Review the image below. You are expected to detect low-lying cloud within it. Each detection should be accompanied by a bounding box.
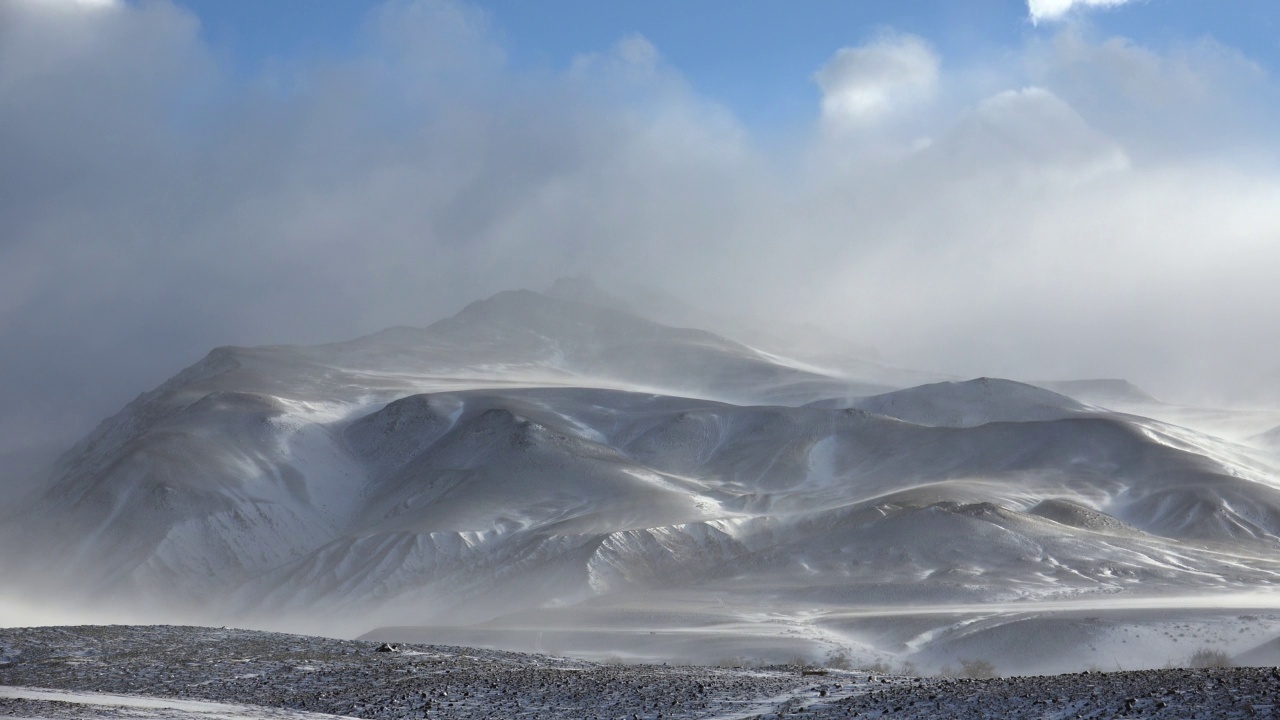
[1,0,1279,480]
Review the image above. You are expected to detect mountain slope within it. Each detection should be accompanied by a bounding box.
[839,377,1090,427]
[7,286,1280,671]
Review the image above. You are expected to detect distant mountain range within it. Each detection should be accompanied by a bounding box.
[6,280,1280,673]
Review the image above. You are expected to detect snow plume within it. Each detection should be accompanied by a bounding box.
[1,0,1280,480]
[1029,0,1141,24]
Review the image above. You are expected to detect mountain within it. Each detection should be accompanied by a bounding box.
[819,377,1091,426]
[6,285,1280,674]
[543,276,922,388]
[1030,379,1161,406]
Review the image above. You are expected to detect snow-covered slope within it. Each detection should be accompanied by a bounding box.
[839,377,1090,426]
[7,286,1280,672]
[229,385,1280,621]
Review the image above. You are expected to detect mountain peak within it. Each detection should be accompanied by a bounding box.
[853,377,1087,427]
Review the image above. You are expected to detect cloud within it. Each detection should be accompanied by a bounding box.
[13,0,117,10]
[815,33,939,129]
[1,0,1279,481]
[1029,0,1140,24]
[1025,29,1275,161]
[938,86,1129,182]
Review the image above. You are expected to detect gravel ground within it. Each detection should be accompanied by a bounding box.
[801,668,1280,719]
[1,626,1277,719]
[0,626,842,719]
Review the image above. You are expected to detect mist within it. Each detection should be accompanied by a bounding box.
[3,0,1280,482]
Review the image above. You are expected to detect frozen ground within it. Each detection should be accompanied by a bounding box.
[2,626,1279,720]
[0,625,846,720]
[0,686,350,720]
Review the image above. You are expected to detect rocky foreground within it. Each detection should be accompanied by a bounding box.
[0,626,1277,719]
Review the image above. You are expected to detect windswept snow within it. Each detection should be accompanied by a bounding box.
[0,686,353,719]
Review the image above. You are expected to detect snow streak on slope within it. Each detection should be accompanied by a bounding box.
[0,686,355,720]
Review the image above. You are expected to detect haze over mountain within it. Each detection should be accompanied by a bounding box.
[6,282,1280,675]
[5,0,1280,506]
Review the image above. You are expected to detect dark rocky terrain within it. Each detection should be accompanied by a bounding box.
[818,667,1280,719]
[0,625,831,719]
[1,626,1278,719]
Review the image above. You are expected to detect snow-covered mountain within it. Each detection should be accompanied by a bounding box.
[7,283,1280,672]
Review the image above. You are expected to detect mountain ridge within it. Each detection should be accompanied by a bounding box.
[6,284,1280,673]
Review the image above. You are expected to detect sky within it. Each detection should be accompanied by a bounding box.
[2,0,1280,483]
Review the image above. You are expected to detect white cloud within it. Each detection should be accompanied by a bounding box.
[1029,0,1139,24]
[815,33,939,129]
[1,0,1279,475]
[613,34,660,69]
[1025,29,1274,160]
[941,86,1129,182]
[570,33,667,85]
[12,0,118,13]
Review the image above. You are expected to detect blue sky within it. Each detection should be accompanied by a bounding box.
[178,0,1279,131]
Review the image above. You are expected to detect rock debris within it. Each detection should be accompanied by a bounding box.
[1,626,1277,719]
